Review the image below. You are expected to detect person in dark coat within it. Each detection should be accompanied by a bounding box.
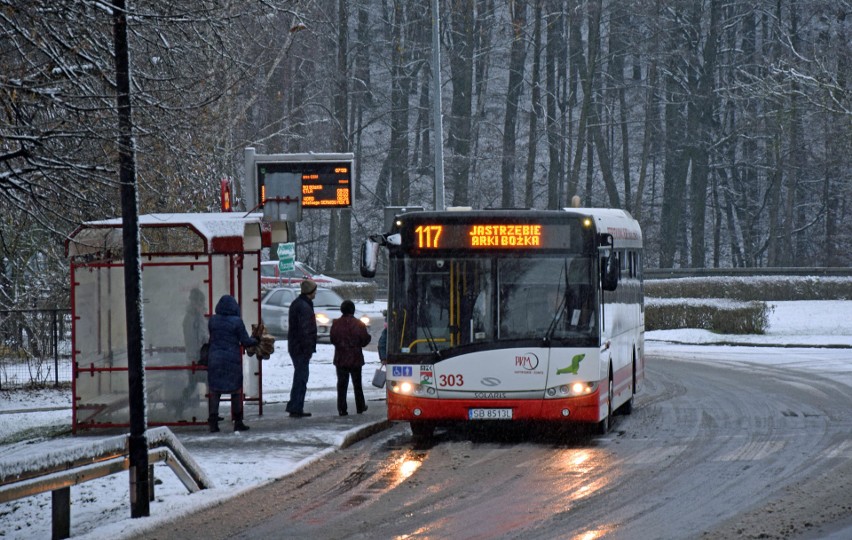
[330,299,371,416]
[207,295,258,432]
[286,279,318,418]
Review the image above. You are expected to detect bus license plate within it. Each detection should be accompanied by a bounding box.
[469,408,513,420]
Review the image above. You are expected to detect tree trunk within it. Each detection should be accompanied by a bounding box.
[500,0,527,208]
[687,0,719,268]
[566,5,588,201]
[329,0,351,271]
[353,5,373,201]
[447,0,475,206]
[633,59,658,222]
[659,65,689,268]
[524,0,542,208]
[607,5,631,211]
[544,0,563,209]
[585,1,618,206]
[389,1,411,206]
[767,135,783,266]
[469,0,494,191]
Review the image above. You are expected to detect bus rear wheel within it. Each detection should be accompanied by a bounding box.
[617,358,636,416]
[620,371,635,415]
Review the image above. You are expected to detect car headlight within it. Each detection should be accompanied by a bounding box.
[359,315,370,326]
[316,313,330,324]
[545,381,599,398]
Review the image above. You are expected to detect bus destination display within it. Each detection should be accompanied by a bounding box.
[410,222,574,250]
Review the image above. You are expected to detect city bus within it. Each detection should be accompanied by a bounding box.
[361,208,644,439]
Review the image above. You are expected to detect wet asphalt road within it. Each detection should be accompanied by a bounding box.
[138,356,852,539]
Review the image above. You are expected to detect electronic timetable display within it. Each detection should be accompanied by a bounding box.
[257,161,352,209]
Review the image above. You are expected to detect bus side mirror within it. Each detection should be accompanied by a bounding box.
[601,254,619,291]
[360,239,379,278]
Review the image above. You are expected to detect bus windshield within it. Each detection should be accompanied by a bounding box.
[387,255,597,357]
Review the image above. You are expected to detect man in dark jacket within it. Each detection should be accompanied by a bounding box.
[286,279,318,417]
[330,299,372,416]
[207,295,258,432]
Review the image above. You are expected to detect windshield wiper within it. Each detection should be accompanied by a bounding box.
[543,260,570,344]
[418,305,442,358]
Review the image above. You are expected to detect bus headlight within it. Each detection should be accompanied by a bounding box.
[545,381,598,398]
[390,380,436,397]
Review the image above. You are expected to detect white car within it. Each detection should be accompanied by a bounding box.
[260,286,370,340]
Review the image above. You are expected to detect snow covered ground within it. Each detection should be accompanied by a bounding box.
[1,300,851,539]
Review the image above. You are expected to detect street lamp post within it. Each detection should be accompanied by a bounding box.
[431,0,445,211]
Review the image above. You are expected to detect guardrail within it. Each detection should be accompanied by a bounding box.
[0,426,212,540]
[644,267,852,279]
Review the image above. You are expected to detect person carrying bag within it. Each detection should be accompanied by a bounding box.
[206,295,258,432]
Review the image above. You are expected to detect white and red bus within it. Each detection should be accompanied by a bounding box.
[362,208,644,439]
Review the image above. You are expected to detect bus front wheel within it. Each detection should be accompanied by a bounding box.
[596,375,613,435]
[410,421,435,441]
[620,362,636,416]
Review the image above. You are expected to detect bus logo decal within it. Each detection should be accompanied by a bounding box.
[515,353,539,371]
[481,377,501,387]
[556,354,586,375]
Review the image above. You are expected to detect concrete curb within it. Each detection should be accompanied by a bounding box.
[339,420,393,449]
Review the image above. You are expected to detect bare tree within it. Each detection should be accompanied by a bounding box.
[500,0,527,208]
[446,0,476,206]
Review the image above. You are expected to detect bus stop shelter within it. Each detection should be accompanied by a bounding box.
[66,212,281,431]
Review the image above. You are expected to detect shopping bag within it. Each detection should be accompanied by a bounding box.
[198,343,210,366]
[371,365,386,388]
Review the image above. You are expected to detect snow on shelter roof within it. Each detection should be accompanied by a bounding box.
[66,212,265,257]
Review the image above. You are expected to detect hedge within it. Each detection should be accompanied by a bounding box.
[645,298,771,334]
[644,276,852,301]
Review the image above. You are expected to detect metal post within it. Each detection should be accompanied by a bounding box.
[244,147,256,211]
[431,0,445,211]
[52,309,59,387]
[52,487,70,540]
[112,0,149,517]
[149,464,155,501]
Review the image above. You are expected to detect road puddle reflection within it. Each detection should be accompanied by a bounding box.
[389,451,424,487]
[398,456,421,480]
[551,447,616,504]
[571,527,613,540]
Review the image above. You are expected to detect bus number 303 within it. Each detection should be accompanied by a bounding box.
[439,374,464,387]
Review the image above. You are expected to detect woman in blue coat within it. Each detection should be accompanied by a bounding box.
[207,295,258,432]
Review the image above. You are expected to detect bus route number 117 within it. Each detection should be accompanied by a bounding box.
[415,225,443,249]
